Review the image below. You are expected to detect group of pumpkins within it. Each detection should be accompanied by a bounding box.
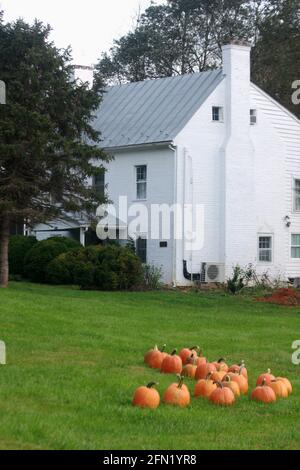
[132,345,293,409]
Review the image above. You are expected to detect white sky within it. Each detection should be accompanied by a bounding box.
[0,0,158,65]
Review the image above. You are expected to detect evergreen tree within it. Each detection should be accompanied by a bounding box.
[0,16,109,287]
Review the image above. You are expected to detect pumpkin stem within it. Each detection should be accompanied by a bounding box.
[190,345,199,352]
[171,349,177,356]
[214,380,224,389]
[261,378,267,387]
[198,349,203,357]
[267,368,271,374]
[147,382,158,389]
[177,375,185,389]
[218,357,226,364]
[239,364,246,375]
[205,372,213,380]
[223,375,231,383]
[160,344,167,352]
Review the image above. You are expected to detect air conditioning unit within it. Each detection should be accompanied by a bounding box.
[202,263,225,283]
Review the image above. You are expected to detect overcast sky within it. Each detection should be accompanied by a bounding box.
[0,0,159,65]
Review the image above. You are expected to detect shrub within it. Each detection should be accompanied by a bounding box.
[45,244,143,290]
[143,264,163,290]
[45,253,73,285]
[226,265,246,295]
[24,237,80,282]
[9,235,37,276]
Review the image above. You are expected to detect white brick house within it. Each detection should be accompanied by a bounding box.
[34,43,300,286]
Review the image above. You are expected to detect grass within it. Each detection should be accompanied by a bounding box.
[0,282,300,450]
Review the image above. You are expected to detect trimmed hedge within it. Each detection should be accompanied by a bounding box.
[9,235,37,276]
[24,237,80,283]
[46,244,143,290]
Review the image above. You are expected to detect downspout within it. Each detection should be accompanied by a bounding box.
[182,148,202,282]
[169,143,177,287]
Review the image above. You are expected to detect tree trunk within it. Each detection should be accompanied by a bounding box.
[0,214,10,288]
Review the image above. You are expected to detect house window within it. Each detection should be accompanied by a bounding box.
[291,234,300,259]
[136,165,147,200]
[93,169,105,199]
[136,237,147,263]
[258,235,273,262]
[293,179,300,212]
[212,106,224,122]
[250,109,257,125]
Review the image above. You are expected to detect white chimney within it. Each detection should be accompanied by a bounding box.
[220,42,256,276]
[222,42,251,136]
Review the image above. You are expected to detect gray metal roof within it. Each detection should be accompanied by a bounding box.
[93,70,223,149]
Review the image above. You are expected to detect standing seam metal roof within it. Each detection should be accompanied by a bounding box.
[93,69,223,149]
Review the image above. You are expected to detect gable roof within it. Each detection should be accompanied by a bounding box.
[93,69,223,149]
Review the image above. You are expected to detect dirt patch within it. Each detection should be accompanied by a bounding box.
[257,288,300,306]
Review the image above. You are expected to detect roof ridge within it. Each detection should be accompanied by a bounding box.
[105,69,221,90]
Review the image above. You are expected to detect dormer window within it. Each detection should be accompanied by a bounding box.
[250,109,257,125]
[212,106,224,122]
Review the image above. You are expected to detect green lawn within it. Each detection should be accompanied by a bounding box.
[0,282,300,450]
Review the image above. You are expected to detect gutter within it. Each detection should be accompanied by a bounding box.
[103,141,173,153]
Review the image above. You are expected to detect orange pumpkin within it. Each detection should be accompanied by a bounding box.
[210,370,225,382]
[196,351,207,366]
[269,379,289,398]
[195,361,216,380]
[213,358,229,373]
[132,382,160,409]
[148,345,168,369]
[276,377,292,395]
[194,372,217,398]
[144,345,157,365]
[227,366,248,394]
[222,375,240,397]
[179,346,199,365]
[209,381,235,406]
[182,355,197,379]
[256,369,275,386]
[169,374,189,393]
[161,349,182,374]
[251,379,276,404]
[163,376,190,407]
[228,361,248,378]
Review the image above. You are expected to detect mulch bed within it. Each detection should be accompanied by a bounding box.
[257,288,300,306]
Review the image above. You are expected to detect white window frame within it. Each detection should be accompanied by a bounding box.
[293,178,300,212]
[250,109,257,125]
[212,106,224,123]
[135,165,147,200]
[291,234,300,259]
[258,234,273,264]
